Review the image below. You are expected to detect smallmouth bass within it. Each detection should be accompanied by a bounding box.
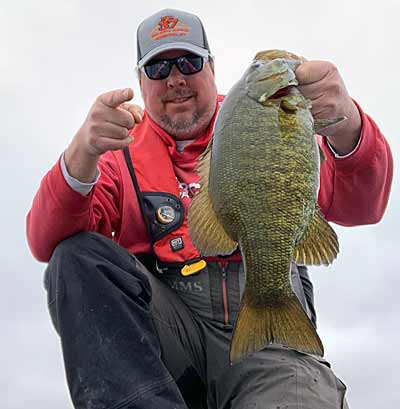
[188,50,341,363]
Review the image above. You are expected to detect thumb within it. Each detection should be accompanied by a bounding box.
[296,61,331,85]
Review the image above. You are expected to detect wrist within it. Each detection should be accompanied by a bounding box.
[64,139,100,183]
[326,100,362,155]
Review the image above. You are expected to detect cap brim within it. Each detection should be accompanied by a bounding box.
[137,42,209,68]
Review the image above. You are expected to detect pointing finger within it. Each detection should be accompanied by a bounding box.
[99,88,134,108]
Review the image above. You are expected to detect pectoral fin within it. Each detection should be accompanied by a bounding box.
[188,138,238,256]
[293,208,339,266]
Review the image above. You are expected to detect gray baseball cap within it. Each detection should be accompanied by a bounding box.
[136,9,211,69]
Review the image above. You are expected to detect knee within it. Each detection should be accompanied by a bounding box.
[45,232,101,286]
[46,232,120,283]
[51,231,106,258]
[50,231,125,267]
[47,232,152,303]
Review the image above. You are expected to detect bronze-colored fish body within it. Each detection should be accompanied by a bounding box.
[188,50,339,363]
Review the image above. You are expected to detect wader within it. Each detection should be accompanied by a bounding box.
[43,148,348,408]
[45,232,348,409]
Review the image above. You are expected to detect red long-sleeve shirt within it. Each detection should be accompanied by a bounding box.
[26,102,393,263]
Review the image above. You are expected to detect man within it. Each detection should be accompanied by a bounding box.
[27,8,393,409]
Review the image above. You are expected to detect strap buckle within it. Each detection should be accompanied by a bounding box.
[181,260,207,276]
[155,259,168,274]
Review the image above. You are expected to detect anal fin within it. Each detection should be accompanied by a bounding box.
[293,207,339,266]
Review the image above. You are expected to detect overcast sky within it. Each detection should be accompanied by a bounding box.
[1,0,399,408]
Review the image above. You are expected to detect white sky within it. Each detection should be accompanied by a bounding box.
[2,0,399,408]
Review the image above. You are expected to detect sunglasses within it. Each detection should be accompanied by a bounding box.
[143,53,207,80]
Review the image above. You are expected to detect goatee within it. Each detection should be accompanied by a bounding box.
[159,112,204,139]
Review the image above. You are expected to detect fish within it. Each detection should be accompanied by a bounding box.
[188,50,342,364]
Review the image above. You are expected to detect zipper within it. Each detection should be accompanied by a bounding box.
[220,262,229,326]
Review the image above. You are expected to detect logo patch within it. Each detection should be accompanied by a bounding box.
[179,182,201,199]
[170,237,184,252]
[167,279,204,293]
[151,16,190,41]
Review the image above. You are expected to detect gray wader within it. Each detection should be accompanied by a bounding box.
[45,231,348,409]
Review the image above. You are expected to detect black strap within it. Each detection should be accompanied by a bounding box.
[123,147,154,245]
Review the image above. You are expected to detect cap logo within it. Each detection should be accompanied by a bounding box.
[159,16,178,30]
[151,16,190,41]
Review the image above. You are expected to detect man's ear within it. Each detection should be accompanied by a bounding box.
[208,57,215,74]
[135,66,142,85]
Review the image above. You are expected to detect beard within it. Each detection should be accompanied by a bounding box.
[159,111,205,140]
[155,88,216,140]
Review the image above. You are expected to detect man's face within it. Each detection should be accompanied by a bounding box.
[140,49,218,140]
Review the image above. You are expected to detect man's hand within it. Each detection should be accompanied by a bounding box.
[296,61,362,155]
[65,88,143,183]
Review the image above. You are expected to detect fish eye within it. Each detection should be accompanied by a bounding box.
[251,60,263,68]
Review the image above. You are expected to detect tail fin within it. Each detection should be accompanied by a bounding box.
[230,289,324,364]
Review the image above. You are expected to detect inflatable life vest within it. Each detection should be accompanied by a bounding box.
[123,101,223,275]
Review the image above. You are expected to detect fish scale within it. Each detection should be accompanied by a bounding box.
[213,94,315,297]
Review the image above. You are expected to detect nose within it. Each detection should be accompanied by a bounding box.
[166,65,187,88]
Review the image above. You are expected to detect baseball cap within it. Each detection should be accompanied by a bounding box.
[136,9,211,69]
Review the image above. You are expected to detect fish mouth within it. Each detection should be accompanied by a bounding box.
[266,86,291,99]
[255,71,283,84]
[266,85,299,100]
[258,85,299,103]
[245,59,299,104]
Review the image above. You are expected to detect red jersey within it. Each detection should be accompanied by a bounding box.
[26,98,393,262]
